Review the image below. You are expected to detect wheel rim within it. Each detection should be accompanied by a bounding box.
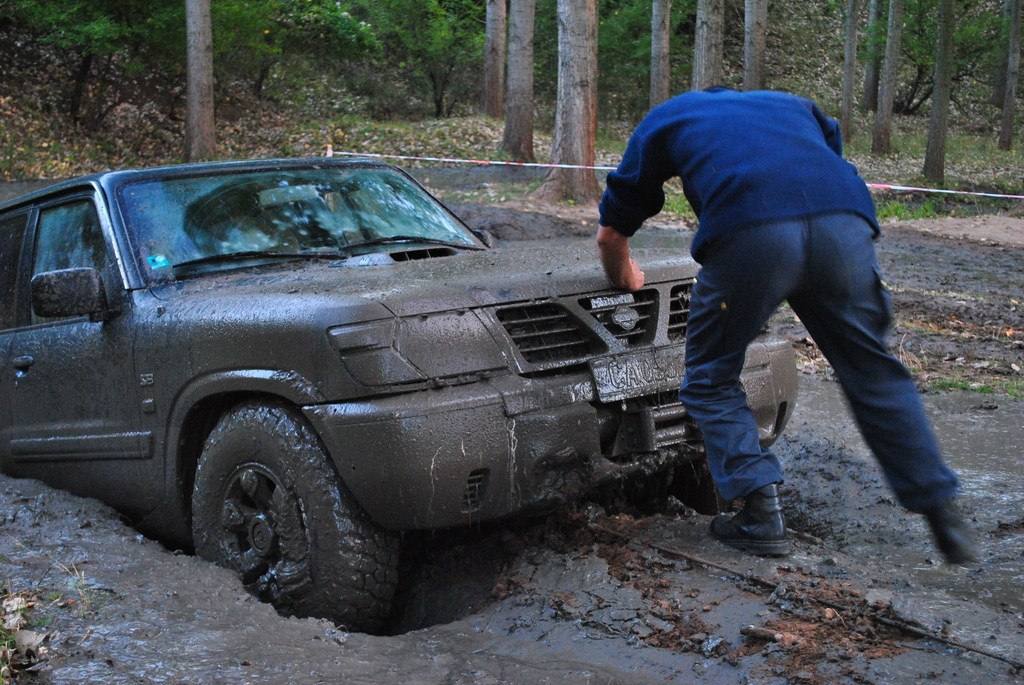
[217,463,310,604]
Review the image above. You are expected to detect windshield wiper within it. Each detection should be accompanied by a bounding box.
[341,235,483,252]
[172,250,346,270]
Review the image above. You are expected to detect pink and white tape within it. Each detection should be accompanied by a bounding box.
[324,146,1024,200]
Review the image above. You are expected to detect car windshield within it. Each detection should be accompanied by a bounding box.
[118,166,477,280]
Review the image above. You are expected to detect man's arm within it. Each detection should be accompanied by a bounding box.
[800,97,844,157]
[597,224,645,291]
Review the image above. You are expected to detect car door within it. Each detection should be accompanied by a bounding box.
[5,194,155,516]
[0,210,31,471]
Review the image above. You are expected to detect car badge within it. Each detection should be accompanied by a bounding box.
[611,305,640,331]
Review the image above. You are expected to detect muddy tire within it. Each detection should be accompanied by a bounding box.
[192,400,399,633]
[670,457,729,515]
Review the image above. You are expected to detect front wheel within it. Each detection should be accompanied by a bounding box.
[192,400,399,633]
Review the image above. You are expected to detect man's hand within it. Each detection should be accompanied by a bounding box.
[597,224,645,291]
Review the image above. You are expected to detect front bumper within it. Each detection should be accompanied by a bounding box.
[303,336,796,531]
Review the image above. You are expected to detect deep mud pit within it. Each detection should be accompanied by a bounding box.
[3,191,1024,683]
[3,378,1024,684]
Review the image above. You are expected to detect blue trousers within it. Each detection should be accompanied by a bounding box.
[678,212,958,513]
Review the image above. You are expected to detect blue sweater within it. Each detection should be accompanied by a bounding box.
[598,88,879,262]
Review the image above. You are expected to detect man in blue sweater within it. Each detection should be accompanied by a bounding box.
[597,88,977,564]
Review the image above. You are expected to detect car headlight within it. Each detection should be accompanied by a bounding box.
[328,311,509,387]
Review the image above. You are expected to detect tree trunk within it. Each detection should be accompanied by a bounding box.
[742,0,767,91]
[691,0,723,91]
[252,60,273,99]
[992,0,1012,107]
[870,0,903,155]
[998,0,1021,150]
[533,0,600,204]
[840,0,859,142]
[185,0,215,162]
[502,0,537,161]
[69,54,93,124]
[483,0,507,119]
[650,0,672,108]
[861,0,881,112]
[923,0,955,182]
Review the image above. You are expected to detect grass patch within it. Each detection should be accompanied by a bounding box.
[932,378,996,393]
[875,197,944,221]
[660,180,698,224]
[930,377,1023,396]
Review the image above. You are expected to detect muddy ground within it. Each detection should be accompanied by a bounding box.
[3,190,1024,684]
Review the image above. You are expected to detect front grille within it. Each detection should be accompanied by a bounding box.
[461,469,488,513]
[620,390,699,451]
[648,391,695,448]
[580,289,658,346]
[667,283,693,341]
[496,303,599,364]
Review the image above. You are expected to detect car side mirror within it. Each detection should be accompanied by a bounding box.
[472,229,495,248]
[31,267,117,322]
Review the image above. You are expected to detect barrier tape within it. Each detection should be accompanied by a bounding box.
[326,146,617,171]
[325,146,1024,200]
[865,183,1024,200]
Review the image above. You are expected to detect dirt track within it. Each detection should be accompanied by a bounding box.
[2,206,1024,684]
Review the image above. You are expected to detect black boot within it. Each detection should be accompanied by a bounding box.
[924,500,979,565]
[710,483,789,556]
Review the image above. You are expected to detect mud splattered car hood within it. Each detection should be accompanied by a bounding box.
[147,244,698,313]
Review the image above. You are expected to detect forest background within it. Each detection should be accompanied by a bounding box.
[0,0,1021,214]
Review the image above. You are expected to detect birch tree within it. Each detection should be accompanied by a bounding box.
[992,0,1013,107]
[533,0,600,203]
[998,0,1021,150]
[691,0,723,90]
[871,0,904,155]
[185,0,215,161]
[483,0,507,118]
[861,0,881,112]
[840,0,859,141]
[742,0,767,91]
[650,0,672,107]
[502,0,536,161]
[923,0,955,182]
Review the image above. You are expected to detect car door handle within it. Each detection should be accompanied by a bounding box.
[13,356,34,370]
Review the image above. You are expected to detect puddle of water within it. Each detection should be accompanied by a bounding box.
[791,377,1024,614]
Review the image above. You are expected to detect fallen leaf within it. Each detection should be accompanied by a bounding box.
[15,630,46,652]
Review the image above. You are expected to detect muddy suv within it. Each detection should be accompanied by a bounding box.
[0,159,796,631]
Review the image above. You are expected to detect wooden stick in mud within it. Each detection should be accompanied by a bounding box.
[588,522,1024,673]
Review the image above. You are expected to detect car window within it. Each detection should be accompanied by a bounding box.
[0,213,29,330]
[31,200,107,325]
[118,167,478,281]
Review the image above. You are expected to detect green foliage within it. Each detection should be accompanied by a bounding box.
[2,0,380,122]
[531,0,559,111]
[4,0,186,125]
[534,0,698,124]
[348,0,484,118]
[215,0,378,97]
[279,0,379,57]
[11,0,133,55]
[863,0,1004,115]
[8,0,185,65]
[599,0,656,120]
